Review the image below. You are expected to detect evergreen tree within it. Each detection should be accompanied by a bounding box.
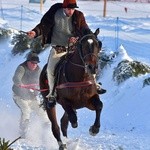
[0,27,12,41]
[11,32,31,55]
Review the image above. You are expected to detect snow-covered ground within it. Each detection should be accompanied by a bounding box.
[0,0,150,149]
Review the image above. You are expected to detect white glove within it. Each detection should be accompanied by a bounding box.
[29,89,34,93]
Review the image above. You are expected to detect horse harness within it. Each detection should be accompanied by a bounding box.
[52,34,99,91]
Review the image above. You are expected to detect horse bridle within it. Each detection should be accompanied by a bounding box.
[69,34,99,73]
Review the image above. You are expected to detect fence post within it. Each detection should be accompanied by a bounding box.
[0,0,4,19]
[115,17,119,50]
[103,0,107,17]
[20,5,23,31]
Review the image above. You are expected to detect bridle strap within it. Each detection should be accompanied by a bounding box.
[68,34,98,69]
[78,34,96,43]
[78,34,98,63]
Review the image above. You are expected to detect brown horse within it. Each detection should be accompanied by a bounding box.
[40,28,103,150]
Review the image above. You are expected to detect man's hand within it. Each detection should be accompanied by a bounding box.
[27,31,36,39]
[69,37,79,44]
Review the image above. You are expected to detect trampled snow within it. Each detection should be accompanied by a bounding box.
[0,0,150,149]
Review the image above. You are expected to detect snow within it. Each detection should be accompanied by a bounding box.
[0,0,150,150]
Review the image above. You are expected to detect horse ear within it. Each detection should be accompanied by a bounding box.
[94,28,100,37]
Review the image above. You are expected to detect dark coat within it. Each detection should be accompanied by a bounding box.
[12,61,41,100]
[32,3,92,46]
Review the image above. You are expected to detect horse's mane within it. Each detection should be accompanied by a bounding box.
[81,28,93,37]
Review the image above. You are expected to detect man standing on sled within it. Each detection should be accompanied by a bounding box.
[27,0,106,106]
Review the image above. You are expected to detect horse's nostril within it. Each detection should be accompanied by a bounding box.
[88,65,92,70]
[88,65,97,74]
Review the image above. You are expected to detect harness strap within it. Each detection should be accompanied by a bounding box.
[56,80,93,89]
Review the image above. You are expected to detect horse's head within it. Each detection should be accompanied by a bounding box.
[77,28,101,74]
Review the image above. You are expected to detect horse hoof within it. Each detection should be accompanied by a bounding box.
[89,126,99,136]
[59,144,67,150]
[71,122,78,128]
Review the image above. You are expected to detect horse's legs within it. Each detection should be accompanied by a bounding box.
[60,112,69,137]
[46,105,66,149]
[40,65,67,149]
[61,100,78,128]
[87,94,103,136]
[68,109,77,128]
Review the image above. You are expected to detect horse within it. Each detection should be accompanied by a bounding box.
[40,28,103,150]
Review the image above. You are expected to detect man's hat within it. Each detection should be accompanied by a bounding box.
[63,0,79,8]
[27,52,40,63]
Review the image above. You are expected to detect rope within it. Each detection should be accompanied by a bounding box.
[18,84,48,92]
[18,80,94,91]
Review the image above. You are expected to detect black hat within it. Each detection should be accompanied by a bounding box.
[27,52,40,63]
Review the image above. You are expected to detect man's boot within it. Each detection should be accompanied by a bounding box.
[96,82,107,94]
[46,68,56,107]
[47,95,56,108]
[97,88,107,94]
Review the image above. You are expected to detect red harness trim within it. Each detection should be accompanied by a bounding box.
[19,84,38,88]
[56,80,93,89]
[18,84,48,92]
[18,80,94,91]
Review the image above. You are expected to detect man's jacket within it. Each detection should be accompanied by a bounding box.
[12,61,41,100]
[32,3,92,46]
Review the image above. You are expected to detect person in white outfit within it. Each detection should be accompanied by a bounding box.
[12,52,49,138]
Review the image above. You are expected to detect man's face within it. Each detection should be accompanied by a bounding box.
[64,8,75,17]
[27,61,38,71]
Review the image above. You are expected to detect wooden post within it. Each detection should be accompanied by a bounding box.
[40,0,43,12]
[103,0,107,17]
